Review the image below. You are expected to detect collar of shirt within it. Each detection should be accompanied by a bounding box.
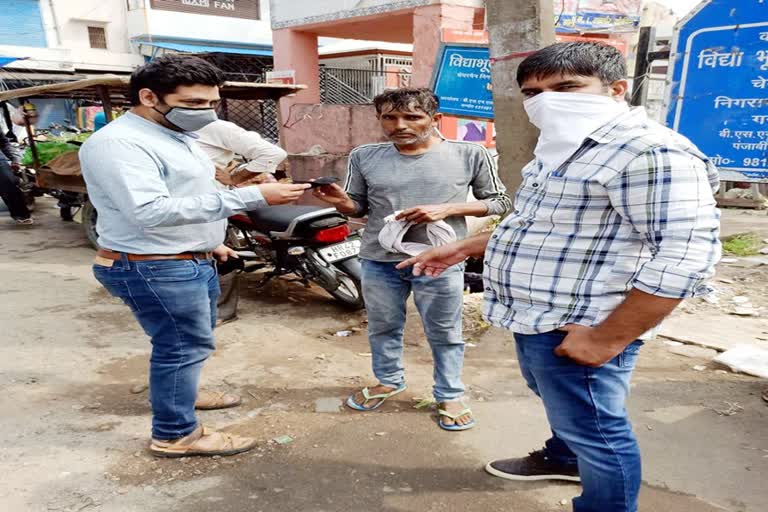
[587,106,649,145]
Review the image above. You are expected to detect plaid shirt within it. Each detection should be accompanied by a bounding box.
[483,107,721,335]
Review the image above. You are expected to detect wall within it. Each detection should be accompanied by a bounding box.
[0,0,46,48]
[13,0,145,73]
[270,0,483,30]
[281,104,385,155]
[128,0,273,46]
[281,104,386,207]
[50,0,133,53]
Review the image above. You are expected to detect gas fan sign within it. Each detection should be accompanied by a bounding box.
[150,0,260,20]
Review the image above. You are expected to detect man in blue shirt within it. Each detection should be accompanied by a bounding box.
[80,55,309,458]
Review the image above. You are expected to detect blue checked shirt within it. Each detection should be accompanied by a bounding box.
[483,107,721,335]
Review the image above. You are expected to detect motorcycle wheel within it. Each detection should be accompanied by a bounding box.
[82,199,99,249]
[325,258,364,310]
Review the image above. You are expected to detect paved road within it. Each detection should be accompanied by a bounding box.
[1,200,765,511]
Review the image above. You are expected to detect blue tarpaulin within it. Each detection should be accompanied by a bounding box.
[0,56,22,67]
[140,41,272,56]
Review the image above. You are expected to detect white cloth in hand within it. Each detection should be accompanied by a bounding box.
[378,211,457,256]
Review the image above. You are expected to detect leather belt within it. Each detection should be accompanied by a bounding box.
[97,248,213,262]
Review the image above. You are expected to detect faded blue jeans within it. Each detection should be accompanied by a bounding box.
[515,330,643,512]
[93,254,220,440]
[360,259,465,402]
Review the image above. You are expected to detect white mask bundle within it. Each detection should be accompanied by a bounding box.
[378,212,457,256]
[523,91,629,173]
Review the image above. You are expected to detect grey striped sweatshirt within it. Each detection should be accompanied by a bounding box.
[344,140,512,262]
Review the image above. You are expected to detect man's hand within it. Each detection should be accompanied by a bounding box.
[257,183,311,205]
[234,171,276,187]
[396,205,453,224]
[212,244,239,263]
[312,183,358,215]
[312,183,349,206]
[395,242,469,277]
[553,324,628,368]
[214,167,234,186]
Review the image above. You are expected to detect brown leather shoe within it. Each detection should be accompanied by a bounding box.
[149,425,257,458]
[195,390,242,410]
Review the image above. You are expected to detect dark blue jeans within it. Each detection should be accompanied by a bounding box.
[93,254,220,440]
[515,330,643,512]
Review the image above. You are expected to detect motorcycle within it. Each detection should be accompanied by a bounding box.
[224,204,365,310]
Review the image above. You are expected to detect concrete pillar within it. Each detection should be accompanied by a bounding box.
[271,28,320,133]
[411,4,476,88]
[486,0,555,191]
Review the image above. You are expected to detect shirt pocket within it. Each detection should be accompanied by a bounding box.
[542,176,611,226]
[140,260,200,282]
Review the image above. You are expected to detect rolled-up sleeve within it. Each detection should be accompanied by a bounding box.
[80,139,267,228]
[606,147,721,298]
[471,146,512,216]
[217,121,287,173]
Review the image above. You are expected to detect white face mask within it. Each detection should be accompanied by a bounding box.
[523,91,629,173]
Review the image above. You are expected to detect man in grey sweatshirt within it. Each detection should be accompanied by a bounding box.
[314,88,511,430]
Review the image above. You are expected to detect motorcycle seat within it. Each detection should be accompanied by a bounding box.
[246,204,331,233]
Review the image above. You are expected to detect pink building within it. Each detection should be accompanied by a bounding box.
[269,0,485,157]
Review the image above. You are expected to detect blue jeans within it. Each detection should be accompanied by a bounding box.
[360,259,465,402]
[93,254,220,440]
[515,330,643,512]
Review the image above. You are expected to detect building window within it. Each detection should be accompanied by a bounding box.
[88,26,107,49]
[126,0,144,10]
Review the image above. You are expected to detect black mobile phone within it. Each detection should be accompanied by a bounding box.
[292,176,340,188]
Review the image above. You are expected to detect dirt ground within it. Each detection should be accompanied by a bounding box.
[1,199,767,512]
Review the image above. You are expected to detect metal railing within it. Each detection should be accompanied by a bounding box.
[320,67,412,104]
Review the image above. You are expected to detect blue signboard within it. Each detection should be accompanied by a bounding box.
[431,44,494,119]
[665,0,768,182]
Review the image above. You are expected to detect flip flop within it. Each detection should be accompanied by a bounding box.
[345,385,407,411]
[438,405,477,431]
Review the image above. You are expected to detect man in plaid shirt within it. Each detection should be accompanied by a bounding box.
[398,42,720,512]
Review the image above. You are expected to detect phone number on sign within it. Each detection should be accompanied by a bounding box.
[744,158,768,167]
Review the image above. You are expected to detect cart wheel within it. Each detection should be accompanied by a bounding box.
[82,199,99,249]
[60,206,73,221]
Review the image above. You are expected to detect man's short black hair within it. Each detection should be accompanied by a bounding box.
[373,88,439,117]
[517,42,627,87]
[128,54,225,105]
